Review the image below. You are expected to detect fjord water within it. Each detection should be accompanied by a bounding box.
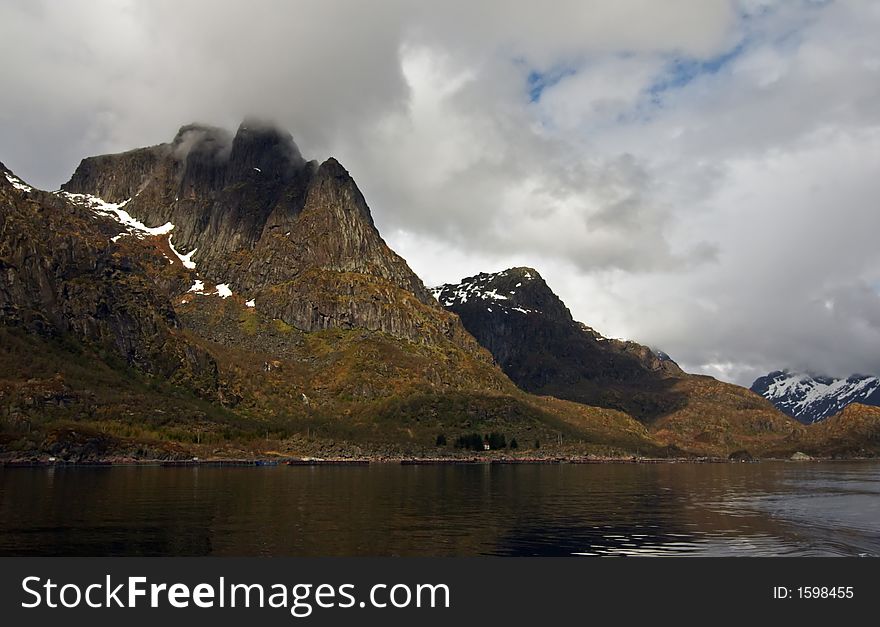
[1,463,878,556]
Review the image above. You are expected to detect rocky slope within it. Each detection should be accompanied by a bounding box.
[434,268,804,456]
[1,163,217,392]
[750,371,880,424]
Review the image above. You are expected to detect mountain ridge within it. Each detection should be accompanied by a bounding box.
[750,370,880,424]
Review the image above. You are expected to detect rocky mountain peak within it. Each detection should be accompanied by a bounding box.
[226,120,307,182]
[172,123,232,155]
[316,156,353,180]
[310,157,374,225]
[168,120,313,195]
[432,266,572,323]
[434,266,692,421]
[53,120,449,343]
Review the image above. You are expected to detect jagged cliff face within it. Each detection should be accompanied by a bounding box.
[62,121,437,341]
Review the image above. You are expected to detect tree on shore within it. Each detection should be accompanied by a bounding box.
[454,433,484,450]
[487,432,506,450]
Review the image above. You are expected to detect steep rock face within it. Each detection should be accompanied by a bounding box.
[61,122,439,342]
[751,371,880,424]
[0,165,218,392]
[63,123,312,277]
[433,268,686,420]
[259,270,480,350]
[233,157,433,300]
[61,145,171,202]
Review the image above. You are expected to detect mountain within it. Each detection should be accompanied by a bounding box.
[61,121,444,340]
[432,268,685,420]
[433,268,804,456]
[750,371,880,424]
[0,124,660,460]
[802,403,880,457]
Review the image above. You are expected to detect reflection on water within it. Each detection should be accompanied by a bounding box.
[0,462,877,556]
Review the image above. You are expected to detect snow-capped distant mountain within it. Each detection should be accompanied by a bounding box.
[750,371,880,424]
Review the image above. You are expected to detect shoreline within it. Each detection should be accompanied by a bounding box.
[1,455,876,468]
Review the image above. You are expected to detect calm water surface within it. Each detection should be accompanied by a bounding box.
[1,462,878,556]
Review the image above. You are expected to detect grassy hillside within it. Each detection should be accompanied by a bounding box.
[800,403,880,457]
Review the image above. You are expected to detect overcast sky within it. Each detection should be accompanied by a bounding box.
[2,0,879,385]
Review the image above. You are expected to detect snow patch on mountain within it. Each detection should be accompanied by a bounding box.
[59,191,173,238]
[184,280,236,301]
[168,235,197,269]
[4,172,33,192]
